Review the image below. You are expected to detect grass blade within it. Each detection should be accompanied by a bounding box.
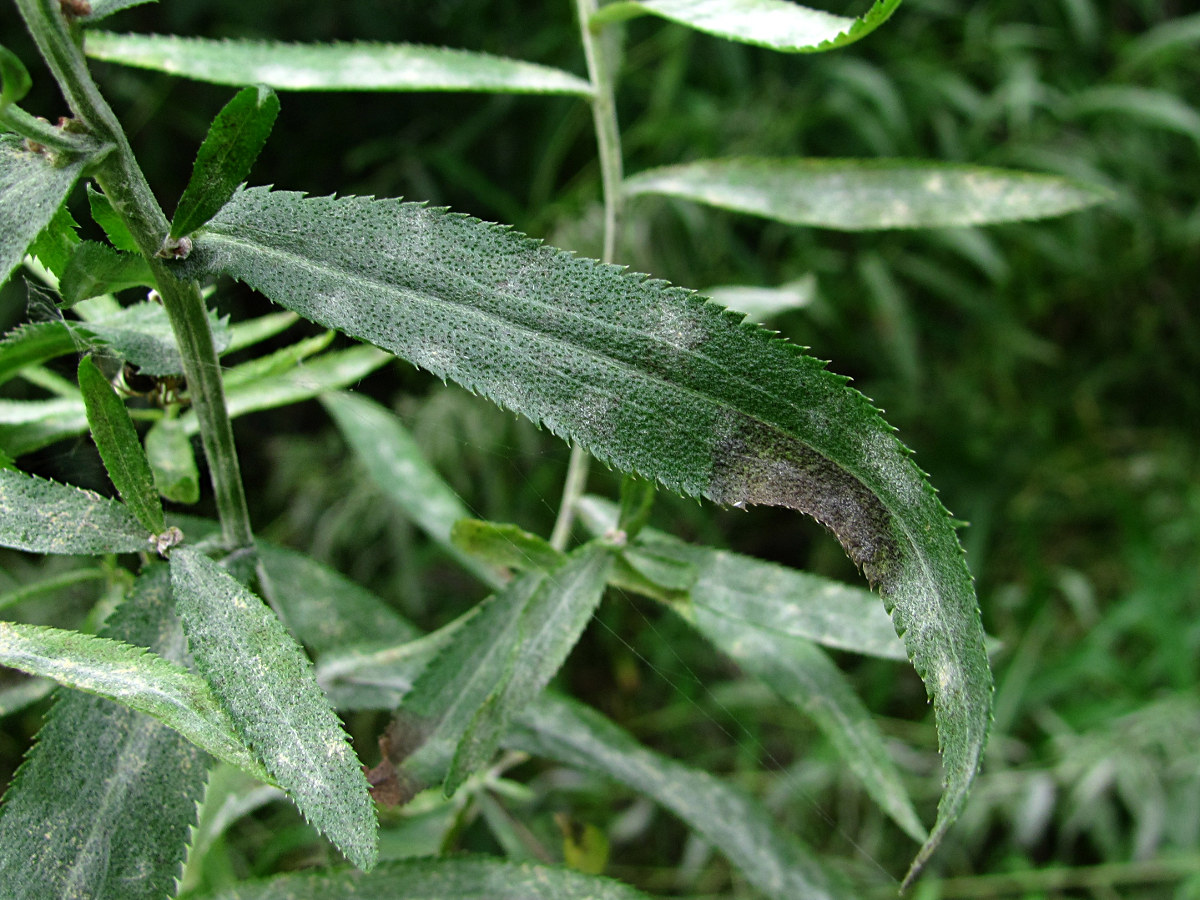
[625,158,1112,230]
[170,546,377,870]
[591,0,901,53]
[0,468,149,554]
[84,33,593,96]
[78,353,165,534]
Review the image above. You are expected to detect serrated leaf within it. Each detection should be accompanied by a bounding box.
[625,158,1112,230]
[78,354,165,533]
[0,566,211,900]
[321,390,507,588]
[0,395,88,457]
[450,517,564,573]
[0,468,150,554]
[87,182,140,252]
[509,693,853,900]
[0,44,32,111]
[169,546,377,870]
[0,320,77,388]
[144,415,199,503]
[590,0,901,53]
[1,133,89,288]
[171,85,280,240]
[79,298,233,375]
[85,32,593,95]
[29,201,82,278]
[202,856,655,900]
[0,620,270,782]
[180,186,991,878]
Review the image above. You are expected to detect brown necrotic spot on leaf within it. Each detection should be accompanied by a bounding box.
[708,420,901,590]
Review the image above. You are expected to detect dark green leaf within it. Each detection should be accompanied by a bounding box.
[170,547,378,870]
[170,85,280,240]
[0,468,149,554]
[28,202,82,277]
[0,567,210,900]
[0,320,77,388]
[87,182,140,252]
[145,415,199,503]
[0,133,90,288]
[625,158,1113,230]
[61,241,155,305]
[0,45,32,111]
[509,693,853,900]
[85,33,593,95]
[590,0,901,53]
[182,187,991,877]
[616,475,656,540]
[78,354,165,533]
[202,856,655,900]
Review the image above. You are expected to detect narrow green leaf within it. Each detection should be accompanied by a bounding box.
[78,354,165,533]
[0,44,32,111]
[85,33,593,96]
[1061,85,1200,145]
[591,0,901,53]
[225,309,299,353]
[0,395,88,457]
[509,693,853,900]
[170,547,378,870]
[171,85,280,240]
[0,567,211,900]
[0,133,89,288]
[0,468,150,554]
[202,856,656,900]
[181,763,283,893]
[74,298,233,375]
[181,186,991,877]
[625,158,1112,230]
[1118,12,1200,73]
[82,0,158,23]
[0,621,270,782]
[617,475,656,540]
[705,275,816,324]
[321,390,507,589]
[87,182,140,251]
[450,518,564,573]
[257,541,420,656]
[221,330,334,387]
[29,202,82,278]
[144,415,199,503]
[0,566,107,614]
[0,677,53,717]
[0,320,78,388]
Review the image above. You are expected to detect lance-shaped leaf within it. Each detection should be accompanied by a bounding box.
[87,182,140,251]
[0,567,212,900]
[0,44,32,111]
[1,134,90,287]
[625,158,1112,230]
[60,240,155,306]
[169,546,377,870]
[78,354,165,534]
[145,416,199,503]
[85,33,593,96]
[0,620,269,782]
[590,0,901,53]
[179,186,991,880]
[202,856,655,900]
[0,468,150,554]
[171,85,280,240]
[509,693,853,900]
[82,0,158,22]
[321,390,507,589]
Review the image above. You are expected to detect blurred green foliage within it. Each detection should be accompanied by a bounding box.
[3,0,1198,895]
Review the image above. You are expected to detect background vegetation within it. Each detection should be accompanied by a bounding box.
[2,0,1198,897]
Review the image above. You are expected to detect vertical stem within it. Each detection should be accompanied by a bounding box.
[551,0,626,551]
[15,0,254,551]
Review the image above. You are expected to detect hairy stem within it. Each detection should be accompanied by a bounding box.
[551,0,627,551]
[14,0,253,550]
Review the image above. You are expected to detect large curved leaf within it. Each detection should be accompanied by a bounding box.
[625,158,1112,230]
[180,186,991,880]
[84,33,593,96]
[590,0,902,53]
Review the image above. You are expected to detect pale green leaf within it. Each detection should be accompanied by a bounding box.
[509,693,853,900]
[625,158,1112,230]
[0,133,88,288]
[171,85,280,240]
[203,856,655,900]
[78,354,165,534]
[170,547,377,870]
[0,320,77,388]
[225,310,299,353]
[60,240,154,305]
[82,0,157,22]
[85,32,593,95]
[1061,85,1200,145]
[0,677,53,717]
[180,186,991,879]
[321,390,507,588]
[0,566,209,900]
[1118,12,1200,73]
[145,416,199,503]
[450,518,563,574]
[705,275,816,323]
[78,298,233,375]
[0,44,32,111]
[222,330,334,387]
[0,468,149,554]
[591,0,901,53]
[0,620,269,782]
[0,395,88,457]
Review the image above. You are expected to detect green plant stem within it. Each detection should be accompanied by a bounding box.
[550,0,627,552]
[14,0,254,551]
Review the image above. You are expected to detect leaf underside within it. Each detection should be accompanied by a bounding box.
[181,186,990,880]
[0,468,150,554]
